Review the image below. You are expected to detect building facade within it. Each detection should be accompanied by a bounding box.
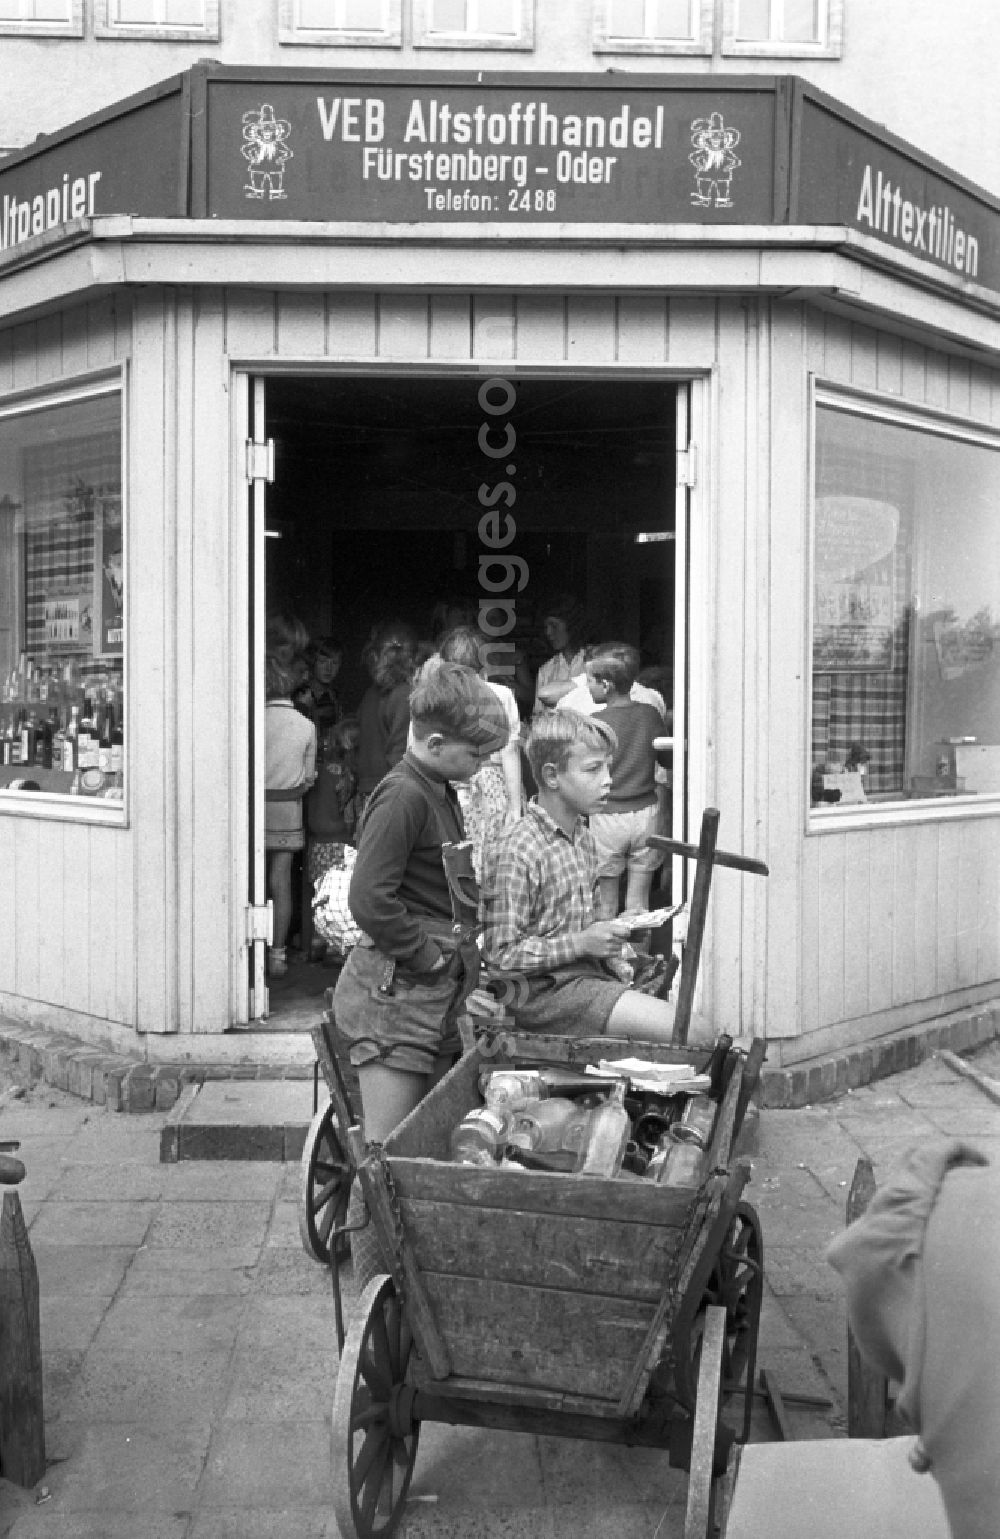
[0,7,998,1070]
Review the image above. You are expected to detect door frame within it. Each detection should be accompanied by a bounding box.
[234,362,704,1027]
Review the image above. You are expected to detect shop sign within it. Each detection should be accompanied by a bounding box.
[795,91,1000,290]
[0,86,184,261]
[203,80,779,225]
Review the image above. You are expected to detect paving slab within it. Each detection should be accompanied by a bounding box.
[161,1080,316,1163]
[1,1044,997,1539]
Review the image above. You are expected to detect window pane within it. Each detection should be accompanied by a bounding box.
[31,0,72,18]
[298,0,336,25]
[653,0,693,37]
[607,0,646,36]
[164,0,204,22]
[343,0,384,26]
[0,391,126,801]
[115,0,157,21]
[812,407,1000,808]
[784,0,819,40]
[477,0,515,33]
[735,0,770,39]
[430,0,467,29]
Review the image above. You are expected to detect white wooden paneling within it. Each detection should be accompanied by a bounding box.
[616,297,668,364]
[513,296,566,361]
[472,297,514,360]
[0,300,137,1031]
[327,294,378,357]
[565,297,616,364]
[429,296,472,359]
[380,295,430,358]
[275,292,327,358]
[800,308,1000,1037]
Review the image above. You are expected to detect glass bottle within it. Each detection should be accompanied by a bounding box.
[574,1083,631,1178]
[109,693,124,786]
[506,1098,584,1153]
[98,694,113,775]
[63,705,80,772]
[449,1107,510,1166]
[480,1069,549,1113]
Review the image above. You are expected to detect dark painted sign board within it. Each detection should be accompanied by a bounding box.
[793,86,999,289]
[0,65,997,299]
[201,77,779,225]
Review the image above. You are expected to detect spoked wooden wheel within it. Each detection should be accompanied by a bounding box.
[677,1201,764,1442]
[298,1100,352,1264]
[332,1275,420,1539]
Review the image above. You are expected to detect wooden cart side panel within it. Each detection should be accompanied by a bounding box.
[419,1272,657,1402]
[399,1197,685,1301]
[389,1157,697,1228]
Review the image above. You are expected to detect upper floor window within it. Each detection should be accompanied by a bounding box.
[412,0,534,50]
[278,0,402,46]
[722,0,843,56]
[0,0,82,35]
[94,0,220,40]
[594,0,712,55]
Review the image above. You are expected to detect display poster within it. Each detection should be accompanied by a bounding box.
[813,496,899,671]
[94,491,123,657]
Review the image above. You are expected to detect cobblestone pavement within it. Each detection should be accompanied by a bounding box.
[0,1044,995,1539]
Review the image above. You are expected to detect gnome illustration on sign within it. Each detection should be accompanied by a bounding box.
[689,112,741,208]
[242,103,293,201]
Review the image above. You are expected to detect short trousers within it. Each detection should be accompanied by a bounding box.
[589,804,663,878]
[488,953,668,1037]
[266,827,304,852]
[332,937,468,1076]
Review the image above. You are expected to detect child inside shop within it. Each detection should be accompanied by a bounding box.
[480,708,675,1040]
[265,650,317,979]
[584,643,667,920]
[294,636,344,735]
[305,715,361,962]
[437,624,523,881]
[333,656,510,1291]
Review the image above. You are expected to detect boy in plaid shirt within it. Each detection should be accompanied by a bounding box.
[480,709,676,1039]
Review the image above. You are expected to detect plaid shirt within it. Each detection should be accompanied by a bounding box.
[480,800,598,974]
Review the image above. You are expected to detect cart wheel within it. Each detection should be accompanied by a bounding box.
[675,1201,764,1436]
[298,1100,352,1264]
[332,1274,421,1539]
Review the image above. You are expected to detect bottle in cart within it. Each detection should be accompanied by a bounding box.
[506,1097,590,1154]
[449,1106,510,1166]
[574,1082,631,1178]
[480,1069,548,1112]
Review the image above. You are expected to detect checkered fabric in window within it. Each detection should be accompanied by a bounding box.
[23,433,120,657]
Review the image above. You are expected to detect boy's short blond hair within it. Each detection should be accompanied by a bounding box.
[409,657,510,753]
[526,708,617,781]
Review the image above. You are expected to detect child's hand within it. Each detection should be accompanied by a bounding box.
[575,920,632,959]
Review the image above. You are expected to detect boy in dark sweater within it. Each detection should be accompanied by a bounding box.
[585,643,666,918]
[334,656,509,1293]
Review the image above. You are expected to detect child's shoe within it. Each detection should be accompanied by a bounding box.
[268,946,287,978]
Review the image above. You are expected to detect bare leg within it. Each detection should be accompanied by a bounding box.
[606,988,677,1043]
[597,873,621,919]
[350,1062,431,1295]
[624,865,654,914]
[268,849,294,949]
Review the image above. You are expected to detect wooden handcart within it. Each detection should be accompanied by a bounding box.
[327,1026,765,1539]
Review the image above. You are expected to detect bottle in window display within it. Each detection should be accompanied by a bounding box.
[110,695,124,786]
[63,705,79,772]
[20,711,38,767]
[98,694,113,775]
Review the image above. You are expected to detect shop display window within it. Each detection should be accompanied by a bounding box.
[594,0,712,53]
[279,0,401,44]
[94,0,219,40]
[412,0,533,49]
[721,0,842,56]
[810,396,1000,819]
[0,0,81,35]
[0,382,125,808]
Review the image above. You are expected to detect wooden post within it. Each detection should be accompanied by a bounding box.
[672,809,720,1045]
[0,1190,45,1488]
[845,1156,890,1439]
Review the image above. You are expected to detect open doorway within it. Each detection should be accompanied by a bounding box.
[255,372,683,1026]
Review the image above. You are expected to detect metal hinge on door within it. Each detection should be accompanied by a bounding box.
[245,439,275,483]
[245,902,273,945]
[676,445,697,488]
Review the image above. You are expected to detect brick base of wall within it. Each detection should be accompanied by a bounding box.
[0,1017,313,1113]
[3,999,998,1114]
[758,1001,1000,1109]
